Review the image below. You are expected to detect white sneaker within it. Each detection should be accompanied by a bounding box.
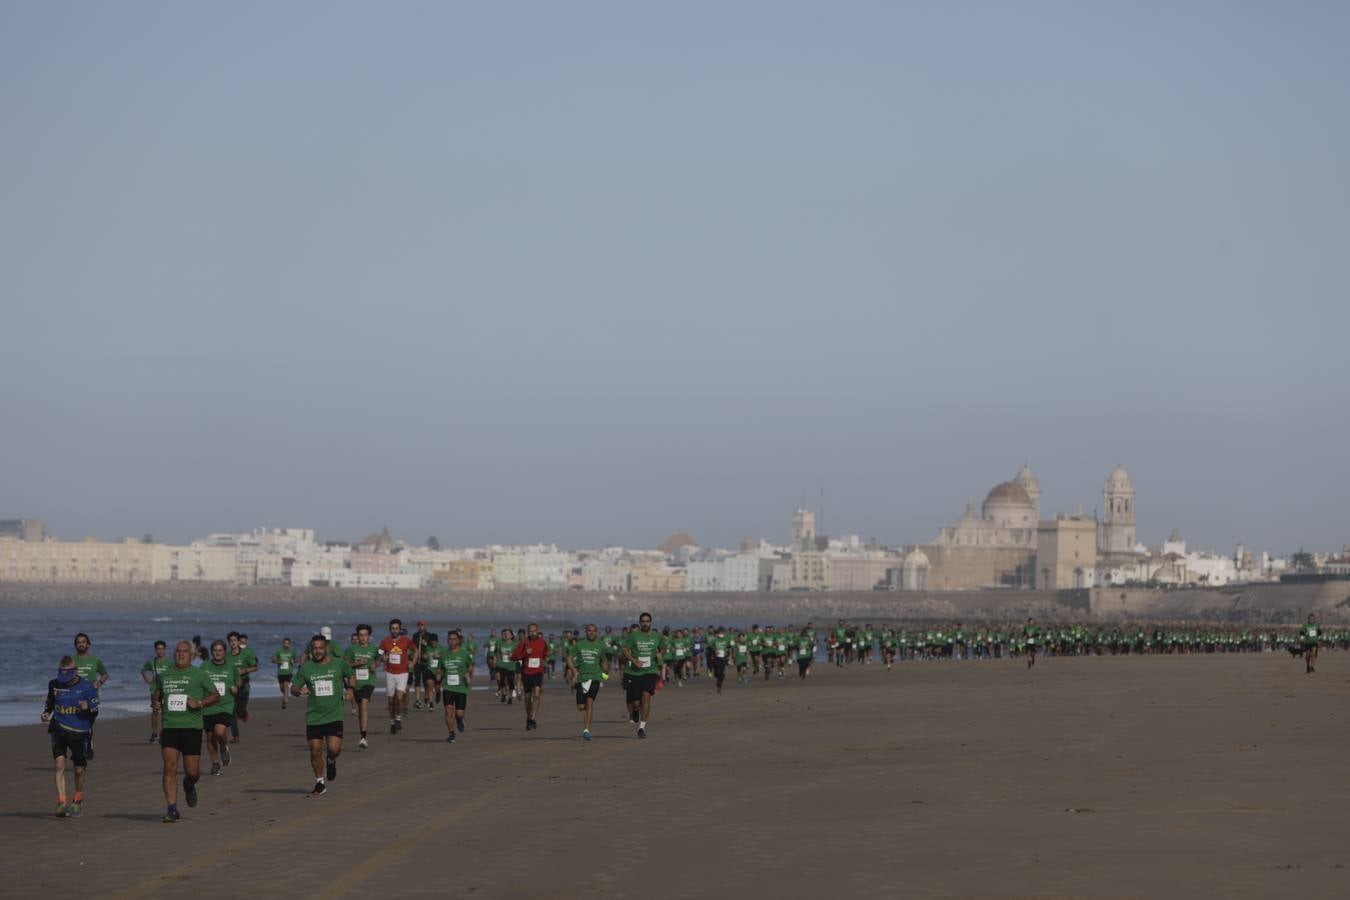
[358,737,369,749]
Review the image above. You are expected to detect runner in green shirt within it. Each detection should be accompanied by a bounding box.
[72,632,109,759]
[227,632,258,742]
[140,640,171,743]
[1301,613,1321,674]
[201,640,240,776]
[439,631,474,741]
[421,632,443,711]
[343,625,379,749]
[622,613,666,738]
[569,624,608,739]
[292,635,353,796]
[1023,618,1040,670]
[153,641,220,822]
[795,628,815,679]
[273,638,298,710]
[706,627,731,693]
[495,628,519,705]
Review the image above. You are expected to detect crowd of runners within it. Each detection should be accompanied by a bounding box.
[41,612,1333,821]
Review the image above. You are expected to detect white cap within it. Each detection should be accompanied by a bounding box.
[319,625,333,640]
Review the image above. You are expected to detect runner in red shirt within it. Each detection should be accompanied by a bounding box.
[377,618,417,734]
[511,623,549,732]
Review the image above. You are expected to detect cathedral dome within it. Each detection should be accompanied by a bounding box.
[1106,467,1133,491]
[984,482,1033,506]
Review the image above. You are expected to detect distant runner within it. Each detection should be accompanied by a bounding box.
[1023,617,1039,669]
[706,625,730,694]
[72,633,108,759]
[153,640,220,823]
[292,634,353,796]
[344,625,379,748]
[1301,613,1321,674]
[201,640,239,777]
[622,612,666,739]
[511,623,549,731]
[140,640,170,743]
[439,630,474,742]
[273,637,297,709]
[569,624,607,740]
[378,618,416,734]
[43,657,97,817]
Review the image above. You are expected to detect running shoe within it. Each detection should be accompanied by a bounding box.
[67,800,82,817]
[390,721,397,735]
[163,805,180,823]
[582,729,591,742]
[221,746,231,766]
[326,757,337,782]
[446,732,455,743]
[311,781,327,797]
[210,762,222,777]
[148,732,158,744]
[358,737,369,749]
[184,780,198,808]
[54,802,67,818]
[637,727,647,739]
[456,718,465,733]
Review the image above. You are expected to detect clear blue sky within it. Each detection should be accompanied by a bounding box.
[3,2,1347,554]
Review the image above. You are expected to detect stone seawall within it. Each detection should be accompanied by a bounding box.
[0,581,1343,623]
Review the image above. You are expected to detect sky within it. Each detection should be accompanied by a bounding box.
[3,2,1348,555]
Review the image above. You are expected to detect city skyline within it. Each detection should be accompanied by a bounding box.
[3,5,1348,554]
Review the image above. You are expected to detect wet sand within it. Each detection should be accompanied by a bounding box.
[3,654,1346,898]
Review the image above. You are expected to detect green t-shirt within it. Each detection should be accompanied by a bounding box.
[423,645,443,675]
[231,647,258,684]
[796,635,814,656]
[623,630,666,676]
[570,639,606,680]
[294,656,353,726]
[155,665,218,731]
[141,656,171,694]
[707,635,731,661]
[439,648,473,693]
[344,644,380,687]
[495,643,518,672]
[201,659,239,715]
[74,654,108,693]
[274,647,298,677]
[733,636,749,664]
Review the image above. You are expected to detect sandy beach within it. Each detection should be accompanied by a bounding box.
[3,653,1346,897]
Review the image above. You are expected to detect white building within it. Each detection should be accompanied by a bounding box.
[152,544,237,583]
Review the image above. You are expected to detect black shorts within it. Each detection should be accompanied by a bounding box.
[202,712,234,732]
[574,679,601,705]
[306,721,344,741]
[441,690,467,710]
[522,672,544,691]
[625,673,659,703]
[277,676,292,686]
[160,727,203,756]
[798,658,811,674]
[50,729,91,766]
[353,684,375,702]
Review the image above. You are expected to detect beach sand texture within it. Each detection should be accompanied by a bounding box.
[3,654,1345,897]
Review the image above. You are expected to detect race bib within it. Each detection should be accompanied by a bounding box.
[355,668,369,681]
[447,674,461,686]
[777,643,785,651]
[528,657,542,669]
[675,649,685,657]
[389,653,401,665]
[167,693,188,712]
[737,645,747,653]
[428,658,439,668]
[212,680,226,695]
[637,655,651,668]
[314,679,334,697]
[716,649,727,658]
[279,662,291,671]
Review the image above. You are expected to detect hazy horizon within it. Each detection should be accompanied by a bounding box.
[4,3,1347,555]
